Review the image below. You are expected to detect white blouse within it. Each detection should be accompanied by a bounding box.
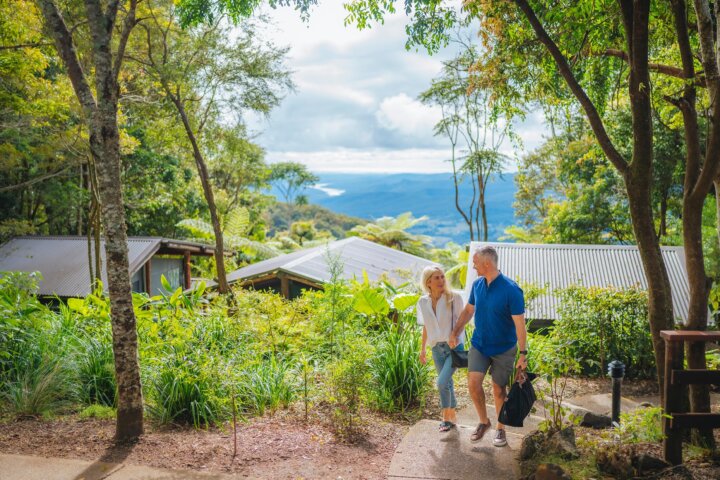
[416,292,466,347]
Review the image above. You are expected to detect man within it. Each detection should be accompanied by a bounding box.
[449,246,527,447]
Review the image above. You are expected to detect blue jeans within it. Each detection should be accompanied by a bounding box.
[431,342,463,409]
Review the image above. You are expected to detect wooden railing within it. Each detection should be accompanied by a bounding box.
[661,330,720,465]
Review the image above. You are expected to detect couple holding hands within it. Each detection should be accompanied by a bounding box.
[417,246,528,447]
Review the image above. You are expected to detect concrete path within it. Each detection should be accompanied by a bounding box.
[0,453,245,480]
[388,404,544,480]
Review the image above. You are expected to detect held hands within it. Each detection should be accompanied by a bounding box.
[448,335,458,349]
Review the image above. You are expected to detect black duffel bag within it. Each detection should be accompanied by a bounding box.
[450,348,468,368]
[498,369,537,427]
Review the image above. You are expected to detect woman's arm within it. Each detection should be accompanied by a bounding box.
[420,325,428,364]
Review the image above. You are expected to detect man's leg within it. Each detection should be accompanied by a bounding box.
[468,371,487,423]
[492,381,508,429]
[468,346,493,442]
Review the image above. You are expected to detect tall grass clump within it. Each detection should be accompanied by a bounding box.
[3,360,70,417]
[327,341,371,437]
[76,336,116,407]
[147,350,222,428]
[369,325,431,413]
[237,356,297,416]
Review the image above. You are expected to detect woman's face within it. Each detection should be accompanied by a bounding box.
[427,271,446,293]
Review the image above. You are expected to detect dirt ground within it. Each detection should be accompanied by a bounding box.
[0,377,707,479]
[0,406,406,480]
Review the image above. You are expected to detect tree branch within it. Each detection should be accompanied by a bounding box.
[113,0,138,83]
[0,42,53,50]
[37,0,96,117]
[603,48,706,87]
[513,0,628,174]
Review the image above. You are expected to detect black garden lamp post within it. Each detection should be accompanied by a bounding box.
[608,360,626,425]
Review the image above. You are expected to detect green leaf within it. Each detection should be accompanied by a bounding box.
[160,274,172,292]
[392,293,420,312]
[352,287,390,316]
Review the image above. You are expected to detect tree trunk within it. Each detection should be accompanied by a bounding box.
[170,95,230,294]
[37,0,144,441]
[716,178,720,252]
[625,175,675,395]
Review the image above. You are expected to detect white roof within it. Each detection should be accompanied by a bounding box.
[228,237,436,285]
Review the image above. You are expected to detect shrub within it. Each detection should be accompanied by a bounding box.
[369,325,431,413]
[553,285,654,378]
[327,341,371,436]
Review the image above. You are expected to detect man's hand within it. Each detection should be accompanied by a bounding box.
[419,349,427,365]
[448,335,458,349]
[516,354,528,370]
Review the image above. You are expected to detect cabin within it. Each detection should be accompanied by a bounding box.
[464,242,692,327]
[0,236,216,298]
[225,237,437,299]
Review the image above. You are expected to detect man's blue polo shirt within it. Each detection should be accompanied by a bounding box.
[468,272,525,356]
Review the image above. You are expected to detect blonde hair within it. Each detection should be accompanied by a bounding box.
[421,266,454,304]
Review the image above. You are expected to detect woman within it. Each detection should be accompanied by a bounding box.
[417,265,465,432]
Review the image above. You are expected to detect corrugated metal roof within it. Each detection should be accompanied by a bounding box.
[227,237,437,285]
[0,236,212,297]
[464,242,691,323]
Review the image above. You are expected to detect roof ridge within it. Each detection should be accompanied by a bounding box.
[282,238,354,270]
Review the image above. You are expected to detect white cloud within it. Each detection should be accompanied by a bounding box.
[267,148,453,173]
[375,93,442,137]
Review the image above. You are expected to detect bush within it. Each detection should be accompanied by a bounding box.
[327,341,371,436]
[553,286,654,378]
[369,325,431,413]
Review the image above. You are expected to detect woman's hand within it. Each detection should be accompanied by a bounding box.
[419,349,427,365]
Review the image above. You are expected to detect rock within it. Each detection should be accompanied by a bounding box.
[632,453,670,475]
[534,463,572,480]
[547,427,578,460]
[597,448,634,479]
[520,430,546,461]
[570,406,612,429]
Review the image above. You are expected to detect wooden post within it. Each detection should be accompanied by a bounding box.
[183,251,191,290]
[279,274,290,299]
[663,338,684,465]
[144,259,152,295]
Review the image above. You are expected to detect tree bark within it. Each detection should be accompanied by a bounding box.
[37,0,144,441]
[675,0,720,447]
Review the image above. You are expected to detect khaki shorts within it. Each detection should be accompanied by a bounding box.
[468,345,517,388]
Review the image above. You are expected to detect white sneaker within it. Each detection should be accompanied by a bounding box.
[493,428,507,447]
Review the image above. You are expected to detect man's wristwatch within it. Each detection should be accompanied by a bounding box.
[519,350,528,355]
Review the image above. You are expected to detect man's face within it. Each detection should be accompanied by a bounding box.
[472,253,491,277]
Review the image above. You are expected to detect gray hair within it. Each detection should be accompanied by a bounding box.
[474,245,499,266]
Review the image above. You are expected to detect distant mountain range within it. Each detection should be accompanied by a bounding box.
[273,173,518,246]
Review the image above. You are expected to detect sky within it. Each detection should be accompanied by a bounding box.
[246,1,548,174]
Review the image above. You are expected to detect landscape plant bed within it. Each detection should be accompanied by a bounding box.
[0,408,407,480]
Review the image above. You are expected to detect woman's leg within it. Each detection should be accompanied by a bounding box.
[435,345,456,416]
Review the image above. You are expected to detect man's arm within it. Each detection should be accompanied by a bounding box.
[448,303,474,348]
[513,313,528,369]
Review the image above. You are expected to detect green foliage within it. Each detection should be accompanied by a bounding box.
[553,286,654,378]
[614,407,668,444]
[264,202,365,240]
[3,361,69,418]
[349,212,433,258]
[369,325,431,413]
[268,161,319,205]
[327,340,371,437]
[76,336,116,407]
[237,357,297,416]
[79,404,116,420]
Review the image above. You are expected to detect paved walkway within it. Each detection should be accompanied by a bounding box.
[387,404,544,480]
[0,453,245,480]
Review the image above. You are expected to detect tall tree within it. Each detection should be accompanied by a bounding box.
[268,161,319,204]
[135,2,292,294]
[420,34,516,241]
[35,0,144,440]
